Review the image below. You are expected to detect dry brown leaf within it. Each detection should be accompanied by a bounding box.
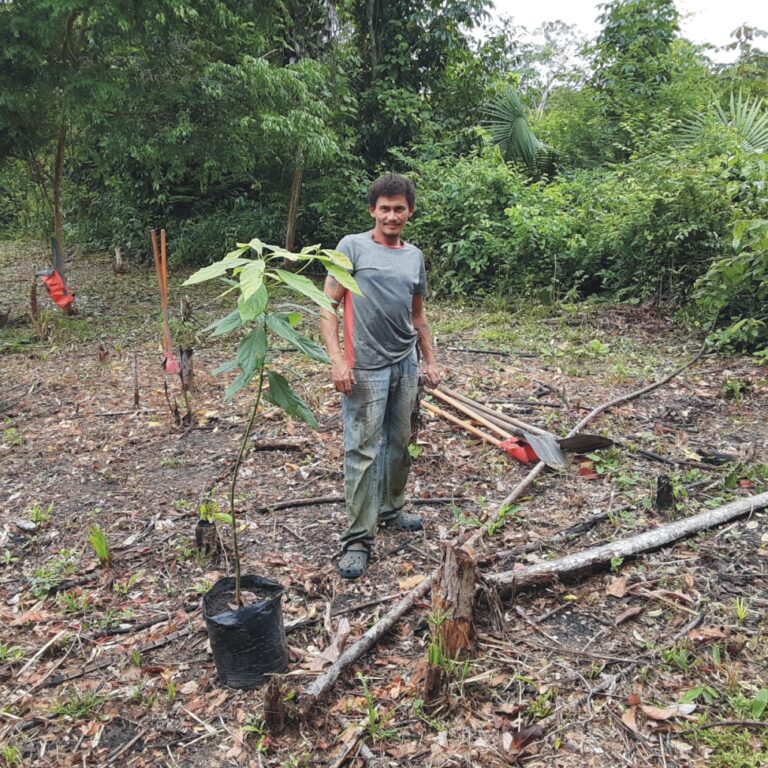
[615,605,643,625]
[500,725,544,756]
[305,617,351,672]
[622,706,639,733]
[386,741,422,758]
[640,703,696,720]
[688,626,727,643]
[179,680,199,695]
[640,705,677,721]
[654,588,694,604]
[398,573,427,591]
[606,576,627,598]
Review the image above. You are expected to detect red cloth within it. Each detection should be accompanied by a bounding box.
[40,270,75,309]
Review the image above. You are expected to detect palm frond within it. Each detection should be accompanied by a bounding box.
[679,90,768,155]
[483,87,543,170]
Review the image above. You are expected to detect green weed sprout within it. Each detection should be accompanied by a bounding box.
[87,525,111,566]
[733,596,749,625]
[28,503,54,527]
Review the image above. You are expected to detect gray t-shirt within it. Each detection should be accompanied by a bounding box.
[336,231,427,370]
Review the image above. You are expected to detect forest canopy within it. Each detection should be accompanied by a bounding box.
[0,0,766,351]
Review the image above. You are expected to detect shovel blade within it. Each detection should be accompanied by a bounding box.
[558,434,615,453]
[524,432,568,470]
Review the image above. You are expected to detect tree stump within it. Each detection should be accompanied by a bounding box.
[655,474,674,512]
[422,661,443,705]
[195,520,218,560]
[263,676,286,733]
[432,542,477,658]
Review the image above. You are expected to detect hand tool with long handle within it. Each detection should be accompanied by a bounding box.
[429,389,567,469]
[438,386,613,454]
[422,400,539,466]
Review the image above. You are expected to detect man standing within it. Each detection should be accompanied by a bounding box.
[320,173,440,579]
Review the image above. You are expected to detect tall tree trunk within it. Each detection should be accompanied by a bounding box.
[53,119,67,257]
[284,156,304,253]
[366,0,381,71]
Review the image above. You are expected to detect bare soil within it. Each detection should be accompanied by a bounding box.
[1,241,767,767]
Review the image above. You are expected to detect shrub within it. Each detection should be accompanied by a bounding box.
[402,145,527,297]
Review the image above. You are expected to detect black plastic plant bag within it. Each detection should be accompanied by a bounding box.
[204,575,288,689]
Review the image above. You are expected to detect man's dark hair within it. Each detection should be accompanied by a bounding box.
[367,173,416,209]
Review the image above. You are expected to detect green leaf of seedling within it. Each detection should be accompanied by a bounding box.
[266,313,329,364]
[680,685,718,704]
[239,260,265,300]
[325,263,362,295]
[247,238,265,255]
[224,369,254,403]
[224,246,249,260]
[321,249,353,269]
[238,284,267,322]
[264,371,318,429]
[752,689,768,719]
[271,247,314,262]
[236,328,267,377]
[205,309,242,337]
[212,511,234,525]
[213,358,238,375]
[273,269,334,311]
[183,258,251,285]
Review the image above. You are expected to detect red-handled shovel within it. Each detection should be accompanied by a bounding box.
[429,388,568,469]
[422,400,540,466]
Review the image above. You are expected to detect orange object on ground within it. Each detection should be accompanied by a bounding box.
[499,437,538,465]
[38,269,75,309]
[422,400,538,467]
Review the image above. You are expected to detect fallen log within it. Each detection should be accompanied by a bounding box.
[488,490,768,597]
[300,577,433,715]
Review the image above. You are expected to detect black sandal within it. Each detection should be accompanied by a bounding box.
[338,546,369,579]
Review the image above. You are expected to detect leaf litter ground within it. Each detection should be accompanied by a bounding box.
[1,241,767,767]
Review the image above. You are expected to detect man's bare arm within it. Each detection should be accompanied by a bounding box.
[319,275,355,395]
[412,293,441,387]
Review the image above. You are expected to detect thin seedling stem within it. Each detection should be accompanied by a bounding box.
[228,360,266,607]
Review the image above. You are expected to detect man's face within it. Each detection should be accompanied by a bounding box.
[369,194,413,245]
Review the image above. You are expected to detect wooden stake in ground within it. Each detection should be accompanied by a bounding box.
[433,543,476,657]
[488,490,768,596]
[29,275,38,319]
[132,352,140,409]
[263,676,286,733]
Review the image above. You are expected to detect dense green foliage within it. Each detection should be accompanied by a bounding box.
[1,0,767,351]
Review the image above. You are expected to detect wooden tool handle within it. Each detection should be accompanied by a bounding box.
[430,388,511,439]
[439,385,548,436]
[422,400,501,446]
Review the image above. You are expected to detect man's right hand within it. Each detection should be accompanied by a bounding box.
[332,357,356,395]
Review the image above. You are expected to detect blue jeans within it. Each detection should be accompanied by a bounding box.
[340,350,419,552]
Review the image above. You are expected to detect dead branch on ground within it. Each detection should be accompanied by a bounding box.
[488,490,768,596]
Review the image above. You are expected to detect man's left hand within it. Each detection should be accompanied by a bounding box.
[422,363,441,388]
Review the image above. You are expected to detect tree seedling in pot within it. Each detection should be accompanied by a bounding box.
[184,238,360,607]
